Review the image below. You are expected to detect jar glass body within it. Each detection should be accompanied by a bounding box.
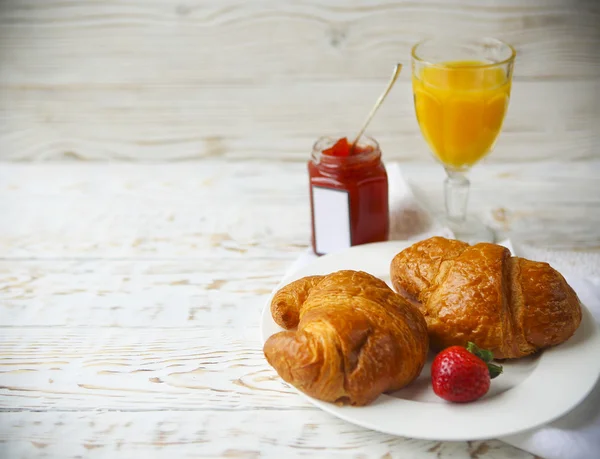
[308,136,389,255]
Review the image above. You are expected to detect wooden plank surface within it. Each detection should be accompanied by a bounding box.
[1,0,598,456]
[0,160,598,457]
[0,327,292,412]
[0,259,285,328]
[0,411,535,459]
[1,0,598,83]
[2,161,587,457]
[1,162,598,257]
[1,81,598,162]
[0,0,598,162]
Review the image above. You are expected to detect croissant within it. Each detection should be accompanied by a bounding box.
[390,237,582,359]
[263,270,429,406]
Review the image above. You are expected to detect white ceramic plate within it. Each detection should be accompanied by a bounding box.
[260,240,600,441]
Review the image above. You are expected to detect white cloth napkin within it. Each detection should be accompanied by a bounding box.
[499,243,600,459]
[386,162,454,242]
[283,162,600,459]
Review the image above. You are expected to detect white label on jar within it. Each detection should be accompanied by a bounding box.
[312,186,351,254]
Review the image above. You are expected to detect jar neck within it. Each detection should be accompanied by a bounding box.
[310,136,382,171]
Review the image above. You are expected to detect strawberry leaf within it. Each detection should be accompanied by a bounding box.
[488,362,503,379]
[466,341,493,362]
[466,341,503,379]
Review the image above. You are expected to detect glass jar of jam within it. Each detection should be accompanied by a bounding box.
[308,136,389,255]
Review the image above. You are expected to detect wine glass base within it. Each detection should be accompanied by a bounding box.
[446,216,495,244]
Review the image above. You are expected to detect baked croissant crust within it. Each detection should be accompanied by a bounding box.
[263,270,429,406]
[390,237,582,359]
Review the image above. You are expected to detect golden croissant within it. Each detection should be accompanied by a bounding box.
[390,237,582,359]
[263,270,429,406]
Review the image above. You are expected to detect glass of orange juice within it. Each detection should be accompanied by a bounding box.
[411,37,516,242]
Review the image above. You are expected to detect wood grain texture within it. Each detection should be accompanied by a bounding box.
[0,327,297,411]
[1,81,598,162]
[1,160,590,457]
[1,0,598,83]
[0,411,535,459]
[1,162,599,258]
[0,259,286,328]
[0,0,598,161]
[1,1,598,456]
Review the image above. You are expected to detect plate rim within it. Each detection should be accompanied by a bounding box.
[259,240,600,441]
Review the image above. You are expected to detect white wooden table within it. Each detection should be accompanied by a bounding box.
[1,0,599,456]
[1,159,599,458]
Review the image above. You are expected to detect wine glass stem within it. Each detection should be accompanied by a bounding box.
[444,169,470,224]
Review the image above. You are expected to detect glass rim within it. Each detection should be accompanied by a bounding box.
[311,135,381,167]
[312,135,379,150]
[411,37,516,70]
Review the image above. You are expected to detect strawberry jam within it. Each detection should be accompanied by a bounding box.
[308,136,389,255]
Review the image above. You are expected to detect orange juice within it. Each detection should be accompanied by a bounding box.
[413,60,511,169]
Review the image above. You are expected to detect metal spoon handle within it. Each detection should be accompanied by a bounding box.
[352,63,403,147]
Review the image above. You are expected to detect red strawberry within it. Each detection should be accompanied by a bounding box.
[431,342,503,403]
